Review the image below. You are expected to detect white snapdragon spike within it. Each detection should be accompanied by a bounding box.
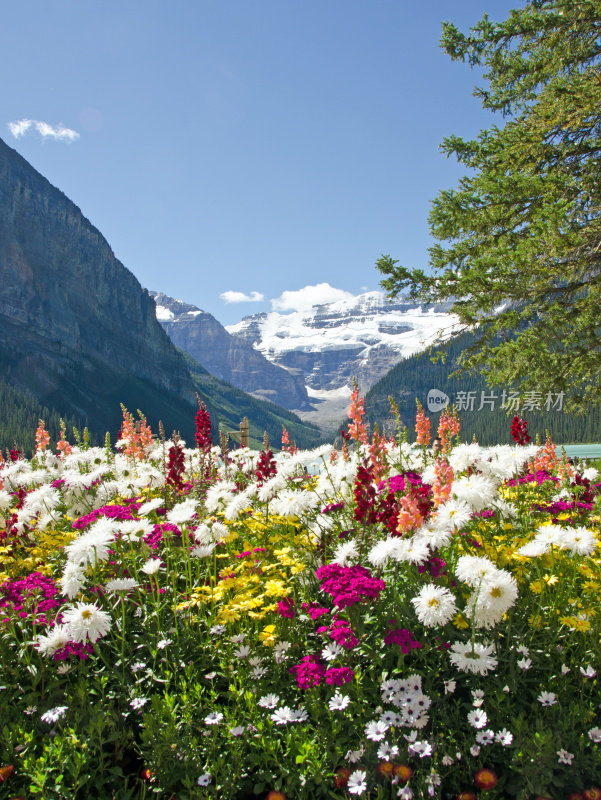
[582,466,599,481]
[332,539,358,566]
[411,584,457,627]
[62,602,112,643]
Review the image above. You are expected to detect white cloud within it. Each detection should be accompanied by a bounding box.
[220,290,265,304]
[271,283,354,312]
[7,119,80,143]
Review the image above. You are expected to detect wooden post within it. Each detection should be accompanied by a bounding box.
[240,417,249,448]
[226,417,250,448]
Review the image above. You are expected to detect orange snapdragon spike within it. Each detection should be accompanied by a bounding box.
[531,432,559,474]
[415,399,431,446]
[432,458,453,506]
[370,428,387,482]
[348,385,368,445]
[396,494,423,534]
[35,420,50,453]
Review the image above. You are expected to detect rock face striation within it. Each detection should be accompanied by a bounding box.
[225,292,458,427]
[151,292,309,410]
[0,136,197,435]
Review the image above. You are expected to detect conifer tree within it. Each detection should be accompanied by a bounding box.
[378,0,601,409]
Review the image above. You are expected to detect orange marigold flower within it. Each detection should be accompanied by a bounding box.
[457,793,477,800]
[266,792,287,800]
[393,764,413,783]
[474,768,498,790]
[584,789,601,800]
[377,761,394,779]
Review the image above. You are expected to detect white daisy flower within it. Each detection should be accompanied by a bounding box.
[41,706,68,724]
[557,748,574,765]
[411,584,457,627]
[271,706,295,725]
[328,693,350,711]
[449,640,498,675]
[347,769,367,796]
[62,602,111,643]
[588,727,601,743]
[36,624,72,657]
[377,742,399,760]
[204,711,223,725]
[141,558,162,575]
[106,577,138,593]
[365,720,388,741]
[537,691,557,706]
[258,694,280,709]
[476,729,495,746]
[495,729,513,746]
[467,709,487,729]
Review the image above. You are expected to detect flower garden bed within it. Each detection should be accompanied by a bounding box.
[0,403,600,799]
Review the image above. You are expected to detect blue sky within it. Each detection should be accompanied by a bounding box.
[3,0,518,325]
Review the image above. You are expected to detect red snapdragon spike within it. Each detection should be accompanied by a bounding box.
[511,414,531,445]
[194,398,212,453]
[166,441,185,491]
[256,449,277,486]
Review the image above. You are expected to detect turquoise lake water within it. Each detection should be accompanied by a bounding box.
[557,443,601,459]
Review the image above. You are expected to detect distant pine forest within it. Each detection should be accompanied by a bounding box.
[363,334,601,447]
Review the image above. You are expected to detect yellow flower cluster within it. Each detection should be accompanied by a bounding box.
[179,513,314,629]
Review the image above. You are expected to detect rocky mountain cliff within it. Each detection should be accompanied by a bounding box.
[0,137,202,439]
[0,137,322,450]
[151,292,309,410]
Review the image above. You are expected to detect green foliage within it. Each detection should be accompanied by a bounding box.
[377,0,601,409]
